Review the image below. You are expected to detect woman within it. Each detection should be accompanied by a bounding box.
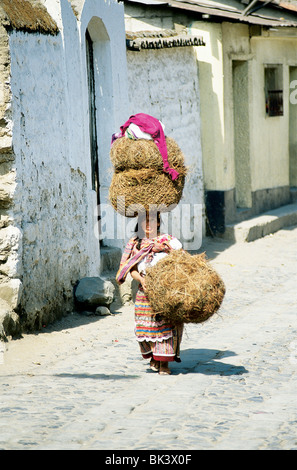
[116,211,183,375]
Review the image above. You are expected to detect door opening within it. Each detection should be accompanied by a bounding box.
[289,66,297,190]
[86,29,101,241]
[232,60,252,209]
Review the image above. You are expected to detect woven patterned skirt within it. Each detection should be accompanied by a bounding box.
[134,287,183,362]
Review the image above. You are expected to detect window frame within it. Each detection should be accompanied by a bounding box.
[264,64,284,117]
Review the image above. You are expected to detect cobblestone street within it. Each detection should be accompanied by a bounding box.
[1,226,296,451]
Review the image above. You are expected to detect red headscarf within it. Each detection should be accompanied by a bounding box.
[112,113,179,181]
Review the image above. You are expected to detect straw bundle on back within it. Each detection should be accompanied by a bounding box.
[110,136,186,172]
[109,168,186,216]
[109,136,187,217]
[145,249,226,325]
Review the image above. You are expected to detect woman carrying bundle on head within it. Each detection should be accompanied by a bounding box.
[116,211,183,376]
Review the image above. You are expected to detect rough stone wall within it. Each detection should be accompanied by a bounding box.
[0,24,21,337]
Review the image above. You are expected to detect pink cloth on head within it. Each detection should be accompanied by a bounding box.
[112,113,179,181]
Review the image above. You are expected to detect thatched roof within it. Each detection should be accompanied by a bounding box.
[0,0,59,35]
[126,30,205,50]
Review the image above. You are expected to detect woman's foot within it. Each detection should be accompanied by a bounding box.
[159,361,171,375]
[150,359,160,372]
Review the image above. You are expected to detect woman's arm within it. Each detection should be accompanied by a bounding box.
[130,266,146,290]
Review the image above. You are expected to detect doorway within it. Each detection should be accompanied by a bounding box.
[289,66,297,190]
[232,60,252,208]
[86,28,101,242]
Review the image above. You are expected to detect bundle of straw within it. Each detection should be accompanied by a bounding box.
[109,168,185,217]
[110,136,186,172]
[109,136,187,217]
[145,249,225,324]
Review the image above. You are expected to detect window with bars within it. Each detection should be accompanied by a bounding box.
[265,64,283,117]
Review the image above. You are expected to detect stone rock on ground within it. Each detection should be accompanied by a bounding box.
[95,306,112,316]
[0,298,20,340]
[80,306,112,317]
[74,277,115,310]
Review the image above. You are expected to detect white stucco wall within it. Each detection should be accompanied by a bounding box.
[125,47,204,248]
[192,21,297,197]
[79,0,129,210]
[124,5,205,249]
[189,22,228,192]
[9,29,98,327]
[249,35,297,191]
[6,0,129,330]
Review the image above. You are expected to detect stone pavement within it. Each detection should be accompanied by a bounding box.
[0,226,297,451]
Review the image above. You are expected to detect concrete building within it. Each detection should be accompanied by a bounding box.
[123,0,297,234]
[127,0,297,235]
[189,0,297,234]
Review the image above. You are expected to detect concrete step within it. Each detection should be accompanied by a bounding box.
[222,202,297,242]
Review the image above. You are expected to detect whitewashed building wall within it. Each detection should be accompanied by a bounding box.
[124,27,205,250]
[0,0,128,336]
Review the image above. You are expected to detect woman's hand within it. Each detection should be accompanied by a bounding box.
[130,267,146,291]
[152,242,170,253]
[140,276,146,291]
